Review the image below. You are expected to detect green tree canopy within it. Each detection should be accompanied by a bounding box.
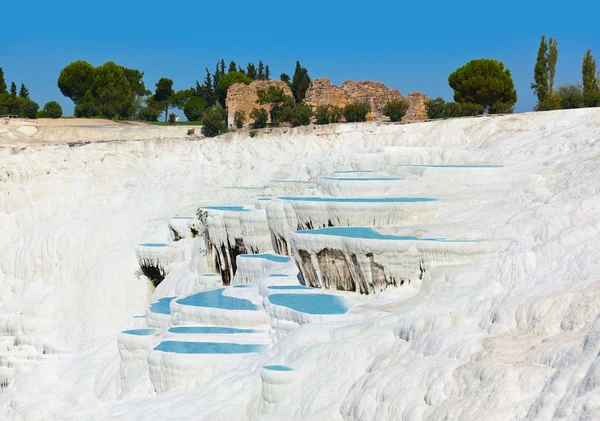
[58,60,96,104]
[10,82,17,97]
[582,48,600,107]
[291,61,311,102]
[215,71,252,107]
[43,101,63,118]
[19,83,29,99]
[93,62,135,119]
[183,96,206,121]
[343,102,371,122]
[0,67,6,94]
[448,58,517,113]
[557,84,584,109]
[383,100,408,122]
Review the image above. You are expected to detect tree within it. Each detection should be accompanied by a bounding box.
[234,110,246,129]
[448,58,517,113]
[383,100,408,122]
[10,82,17,97]
[183,96,206,121]
[122,67,150,97]
[0,67,6,94]
[425,97,484,119]
[19,100,39,119]
[556,84,584,109]
[194,68,215,107]
[152,77,174,121]
[247,63,257,80]
[137,105,160,121]
[57,60,96,104]
[250,108,268,129]
[582,48,600,107]
[343,102,371,122]
[43,101,63,118]
[258,60,265,80]
[291,61,311,102]
[215,71,252,107]
[19,83,29,99]
[532,36,549,106]
[548,38,558,94]
[228,60,237,73]
[265,65,271,80]
[290,103,313,127]
[94,61,135,119]
[280,73,290,85]
[315,104,342,124]
[256,86,295,126]
[202,109,226,137]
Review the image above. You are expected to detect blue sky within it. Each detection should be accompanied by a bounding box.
[2,0,599,116]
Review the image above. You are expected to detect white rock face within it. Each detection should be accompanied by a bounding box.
[1,110,600,421]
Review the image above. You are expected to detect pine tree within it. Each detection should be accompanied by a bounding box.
[257,60,265,80]
[265,65,270,80]
[548,38,558,94]
[219,59,226,78]
[247,63,257,80]
[228,60,237,73]
[19,83,29,99]
[582,48,599,107]
[291,61,311,102]
[531,36,549,106]
[0,67,6,94]
[10,81,17,97]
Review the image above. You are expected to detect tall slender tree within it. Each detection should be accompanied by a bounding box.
[265,65,271,80]
[0,67,6,94]
[531,36,549,105]
[582,48,599,107]
[19,83,29,99]
[10,82,17,97]
[291,61,311,102]
[228,60,237,73]
[257,60,265,80]
[548,38,558,94]
[247,63,257,79]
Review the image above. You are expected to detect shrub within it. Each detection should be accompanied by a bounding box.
[250,108,268,129]
[249,130,258,138]
[382,100,408,122]
[556,84,584,109]
[234,110,246,129]
[75,101,99,118]
[187,128,195,136]
[168,113,177,124]
[315,104,342,124]
[138,106,160,122]
[43,101,63,118]
[448,58,517,113]
[290,103,313,127]
[425,97,446,119]
[202,109,226,137]
[343,102,371,122]
[488,101,515,114]
[19,100,39,119]
[425,98,483,118]
[183,96,206,121]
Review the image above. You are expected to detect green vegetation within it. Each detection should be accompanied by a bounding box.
[290,61,311,102]
[0,67,43,119]
[532,36,561,110]
[582,48,600,107]
[315,104,342,124]
[216,71,252,107]
[383,100,408,122]
[250,108,268,129]
[183,96,206,122]
[256,86,313,127]
[425,98,483,118]
[42,101,63,118]
[343,102,371,122]
[234,110,246,129]
[201,108,227,137]
[0,67,6,94]
[556,84,584,109]
[448,59,516,114]
[138,106,161,122]
[19,83,29,99]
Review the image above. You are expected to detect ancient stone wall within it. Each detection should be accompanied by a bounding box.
[404,92,430,121]
[226,80,293,129]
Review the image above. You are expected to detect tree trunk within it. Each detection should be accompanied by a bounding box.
[165,106,168,122]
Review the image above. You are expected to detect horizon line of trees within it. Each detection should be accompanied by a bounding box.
[0,67,63,119]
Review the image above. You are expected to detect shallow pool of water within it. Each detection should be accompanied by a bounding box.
[122,329,158,336]
[149,296,176,314]
[176,288,259,311]
[296,227,477,242]
[139,243,169,247]
[264,365,294,371]
[168,326,260,334]
[268,293,349,315]
[201,205,249,212]
[154,341,266,354]
[239,253,292,263]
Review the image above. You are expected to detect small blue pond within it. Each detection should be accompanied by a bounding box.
[296,227,478,242]
[168,326,260,334]
[269,274,289,277]
[393,164,503,168]
[154,341,265,354]
[139,243,169,247]
[239,253,292,263]
[232,284,251,288]
[201,205,249,212]
[122,329,158,336]
[320,177,402,181]
[268,285,310,290]
[278,196,436,203]
[268,293,349,315]
[258,198,272,201]
[149,296,176,314]
[264,365,294,371]
[171,216,194,219]
[176,288,259,311]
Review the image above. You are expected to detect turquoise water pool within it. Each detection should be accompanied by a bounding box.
[149,296,176,314]
[154,341,265,354]
[258,198,272,201]
[278,196,436,203]
[201,205,249,212]
[239,253,292,263]
[176,288,259,311]
[320,177,403,181]
[264,365,294,371]
[268,285,310,290]
[269,274,289,277]
[232,284,251,288]
[268,293,349,314]
[122,329,158,336]
[133,315,146,319]
[139,243,169,247]
[168,326,260,334]
[296,226,477,242]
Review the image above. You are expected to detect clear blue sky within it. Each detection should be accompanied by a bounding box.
[2,0,599,116]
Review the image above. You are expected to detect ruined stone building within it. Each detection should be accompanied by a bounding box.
[225,80,293,129]
[225,77,429,129]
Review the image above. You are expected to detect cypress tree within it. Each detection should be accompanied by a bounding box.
[582,48,599,107]
[19,83,30,99]
[228,60,237,73]
[531,36,549,106]
[246,63,257,79]
[548,38,558,94]
[10,81,17,97]
[0,67,6,94]
[219,59,226,78]
[265,65,271,80]
[257,60,265,80]
[291,61,311,103]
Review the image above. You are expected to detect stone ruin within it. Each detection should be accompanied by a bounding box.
[225,77,429,129]
[226,80,293,129]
